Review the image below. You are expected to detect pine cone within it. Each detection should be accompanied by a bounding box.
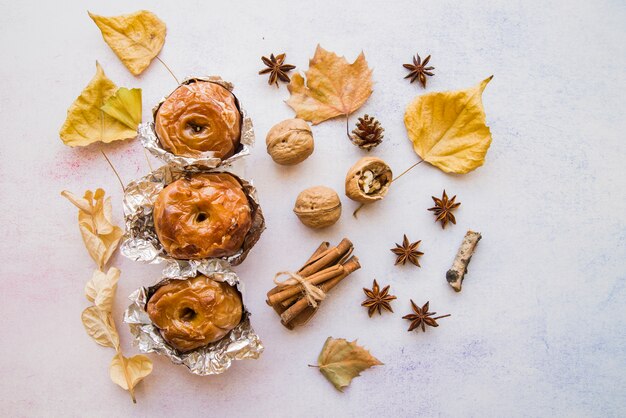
[350,115,384,151]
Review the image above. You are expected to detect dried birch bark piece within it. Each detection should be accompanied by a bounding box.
[446,230,482,292]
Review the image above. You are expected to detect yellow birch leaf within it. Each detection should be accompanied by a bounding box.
[404,76,494,174]
[81,306,120,349]
[286,45,373,125]
[101,88,142,130]
[85,268,120,313]
[316,337,383,392]
[61,188,123,270]
[89,10,166,76]
[110,354,153,391]
[59,62,137,146]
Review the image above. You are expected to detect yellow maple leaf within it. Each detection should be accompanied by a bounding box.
[61,188,123,270]
[286,45,373,125]
[404,76,494,174]
[101,87,142,130]
[89,10,166,76]
[59,62,137,146]
[316,337,382,392]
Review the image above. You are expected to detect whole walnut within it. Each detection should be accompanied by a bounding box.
[293,186,341,229]
[266,119,314,165]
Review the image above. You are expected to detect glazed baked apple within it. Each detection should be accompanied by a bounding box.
[153,173,252,259]
[147,275,243,352]
[155,81,242,159]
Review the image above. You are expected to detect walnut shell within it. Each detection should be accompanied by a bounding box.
[293,186,341,229]
[266,119,314,165]
[345,157,393,203]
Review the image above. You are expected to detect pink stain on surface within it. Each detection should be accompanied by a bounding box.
[48,140,150,182]
[48,146,101,181]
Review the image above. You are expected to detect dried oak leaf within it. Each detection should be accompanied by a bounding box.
[287,45,373,125]
[81,306,120,349]
[61,188,123,270]
[404,76,493,174]
[59,62,138,146]
[85,268,120,313]
[316,337,382,392]
[89,10,166,76]
[110,354,153,392]
[101,87,142,130]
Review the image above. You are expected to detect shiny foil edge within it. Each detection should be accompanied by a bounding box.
[123,259,264,375]
[120,164,266,275]
[141,76,255,170]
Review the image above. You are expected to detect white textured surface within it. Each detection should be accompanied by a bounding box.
[1,0,625,416]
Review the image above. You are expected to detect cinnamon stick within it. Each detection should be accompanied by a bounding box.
[265,242,328,306]
[277,263,346,308]
[280,256,360,326]
[279,293,301,309]
[303,241,330,266]
[266,238,352,304]
[298,238,352,277]
[267,264,344,307]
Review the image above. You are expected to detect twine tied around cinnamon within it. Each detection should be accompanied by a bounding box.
[273,271,326,308]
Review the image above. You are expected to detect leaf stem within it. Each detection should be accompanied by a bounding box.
[156,56,180,84]
[109,313,136,404]
[391,159,424,183]
[100,150,125,192]
[308,364,320,368]
[345,114,351,140]
[117,350,137,404]
[352,204,365,218]
[353,158,425,219]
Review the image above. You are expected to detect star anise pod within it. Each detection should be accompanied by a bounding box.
[391,234,424,267]
[402,300,451,333]
[259,53,296,87]
[350,114,384,151]
[361,279,397,317]
[428,190,461,229]
[403,53,435,88]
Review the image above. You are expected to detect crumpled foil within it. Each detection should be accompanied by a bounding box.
[120,165,265,275]
[140,76,255,170]
[124,259,263,375]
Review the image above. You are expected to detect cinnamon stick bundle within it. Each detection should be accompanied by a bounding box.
[266,238,360,330]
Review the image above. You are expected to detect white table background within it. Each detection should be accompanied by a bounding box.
[1,0,625,416]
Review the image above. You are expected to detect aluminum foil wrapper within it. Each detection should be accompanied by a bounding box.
[120,165,265,275]
[140,76,255,170]
[124,259,263,375]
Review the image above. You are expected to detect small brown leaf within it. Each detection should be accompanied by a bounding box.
[62,189,123,270]
[286,45,373,125]
[110,354,153,391]
[85,268,120,313]
[316,337,382,392]
[81,306,119,348]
